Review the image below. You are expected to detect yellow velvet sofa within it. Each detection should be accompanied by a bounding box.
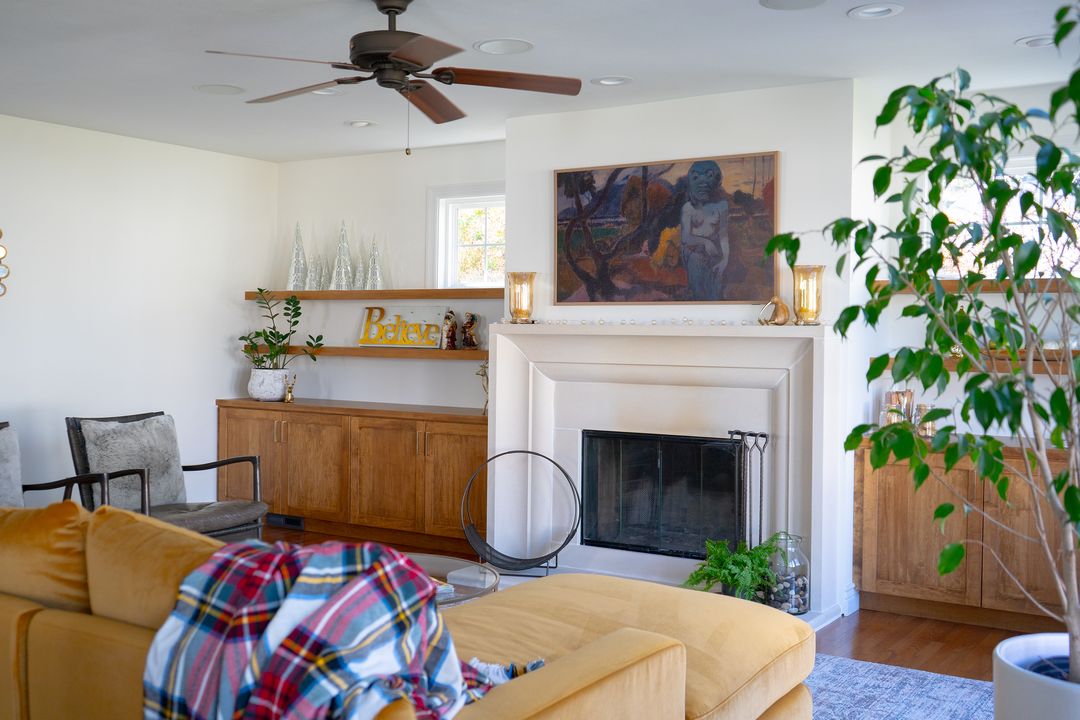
[0,502,812,720]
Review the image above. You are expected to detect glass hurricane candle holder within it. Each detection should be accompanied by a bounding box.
[792,265,824,326]
[506,272,537,323]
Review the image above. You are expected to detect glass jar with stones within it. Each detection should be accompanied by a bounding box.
[766,533,809,615]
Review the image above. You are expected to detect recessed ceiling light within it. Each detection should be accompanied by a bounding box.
[847,3,904,19]
[591,76,632,86]
[1015,35,1055,48]
[345,120,377,128]
[473,38,533,55]
[760,0,827,10]
[193,84,245,95]
[312,87,344,95]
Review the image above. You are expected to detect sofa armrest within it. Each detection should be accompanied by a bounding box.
[0,594,45,720]
[457,627,686,720]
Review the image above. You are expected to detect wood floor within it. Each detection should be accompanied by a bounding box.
[265,527,1019,682]
[816,609,1019,681]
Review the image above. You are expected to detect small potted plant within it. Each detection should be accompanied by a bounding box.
[239,288,324,402]
[682,533,782,602]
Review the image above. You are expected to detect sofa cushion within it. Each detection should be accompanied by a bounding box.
[85,505,223,630]
[27,609,156,720]
[80,414,186,510]
[0,502,90,612]
[443,574,816,720]
[0,594,45,720]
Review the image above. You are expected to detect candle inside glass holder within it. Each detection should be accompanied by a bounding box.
[506,272,537,324]
[793,265,824,326]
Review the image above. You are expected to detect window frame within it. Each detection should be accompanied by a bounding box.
[426,182,506,289]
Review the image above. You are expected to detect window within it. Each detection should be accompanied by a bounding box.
[427,182,506,289]
[937,156,1080,278]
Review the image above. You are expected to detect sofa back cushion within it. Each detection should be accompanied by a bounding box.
[0,501,91,612]
[85,505,223,630]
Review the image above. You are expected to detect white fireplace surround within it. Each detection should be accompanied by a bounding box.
[487,322,850,629]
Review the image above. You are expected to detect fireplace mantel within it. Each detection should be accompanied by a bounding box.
[487,321,850,630]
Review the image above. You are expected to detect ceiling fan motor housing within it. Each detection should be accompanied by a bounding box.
[349,30,422,70]
[373,0,414,15]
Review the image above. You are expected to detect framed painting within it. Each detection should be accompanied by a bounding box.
[555,151,779,304]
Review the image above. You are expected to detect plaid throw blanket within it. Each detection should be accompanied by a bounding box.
[144,540,493,720]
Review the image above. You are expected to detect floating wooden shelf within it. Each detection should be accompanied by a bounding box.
[879,349,1078,376]
[251,345,487,361]
[245,289,504,301]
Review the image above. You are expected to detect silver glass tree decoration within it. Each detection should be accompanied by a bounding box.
[287,223,306,291]
[330,221,353,290]
[366,235,385,290]
[304,249,319,291]
[352,239,366,290]
[319,252,331,291]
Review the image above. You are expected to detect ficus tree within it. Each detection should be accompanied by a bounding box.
[766,5,1080,681]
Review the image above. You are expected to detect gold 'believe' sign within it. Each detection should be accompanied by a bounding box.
[359,306,446,348]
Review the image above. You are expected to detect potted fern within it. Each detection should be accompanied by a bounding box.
[239,288,323,401]
[682,533,782,602]
[766,4,1080,714]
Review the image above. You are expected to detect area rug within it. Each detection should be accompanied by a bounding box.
[806,654,993,720]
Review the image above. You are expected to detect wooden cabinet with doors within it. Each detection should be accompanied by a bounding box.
[855,443,1068,631]
[217,398,487,553]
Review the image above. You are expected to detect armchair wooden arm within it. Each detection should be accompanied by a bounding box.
[182,456,260,503]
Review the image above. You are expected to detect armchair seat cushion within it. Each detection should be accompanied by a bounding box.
[152,500,268,535]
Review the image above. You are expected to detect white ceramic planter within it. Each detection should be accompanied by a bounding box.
[247,368,287,402]
[994,633,1080,719]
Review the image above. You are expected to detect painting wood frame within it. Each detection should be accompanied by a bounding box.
[554,151,780,305]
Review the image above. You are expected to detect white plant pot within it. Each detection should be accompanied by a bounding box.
[247,368,287,402]
[994,633,1080,719]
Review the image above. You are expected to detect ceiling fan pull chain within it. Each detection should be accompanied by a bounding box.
[405,86,412,155]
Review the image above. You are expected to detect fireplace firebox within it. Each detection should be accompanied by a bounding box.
[580,430,747,560]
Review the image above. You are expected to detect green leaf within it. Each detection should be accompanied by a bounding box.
[902,157,933,173]
[913,462,931,490]
[933,503,955,534]
[1051,387,1072,428]
[867,354,891,384]
[938,543,965,575]
[1065,486,1080,525]
[921,408,951,424]
[845,425,873,451]
[873,166,892,198]
[958,68,970,91]
[1013,241,1041,278]
[892,347,916,382]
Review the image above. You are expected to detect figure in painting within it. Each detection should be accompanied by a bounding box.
[680,160,730,301]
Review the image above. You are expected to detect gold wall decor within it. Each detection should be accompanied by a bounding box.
[757,295,790,326]
[0,229,7,297]
[358,306,447,348]
[506,272,537,323]
[792,264,824,325]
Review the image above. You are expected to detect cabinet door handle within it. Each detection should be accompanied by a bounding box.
[282,420,288,443]
[426,432,432,456]
[274,420,279,443]
[416,431,422,455]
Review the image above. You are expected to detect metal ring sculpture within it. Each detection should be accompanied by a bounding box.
[460,450,581,572]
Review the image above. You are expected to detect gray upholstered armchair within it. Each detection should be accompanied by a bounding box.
[1,421,149,509]
[65,412,267,539]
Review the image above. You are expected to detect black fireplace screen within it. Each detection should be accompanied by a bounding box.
[581,430,745,559]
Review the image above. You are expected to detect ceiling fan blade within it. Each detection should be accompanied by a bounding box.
[436,68,581,96]
[207,50,363,72]
[402,81,465,124]
[247,76,367,104]
[390,36,462,68]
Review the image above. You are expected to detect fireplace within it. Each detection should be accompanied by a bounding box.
[581,430,746,559]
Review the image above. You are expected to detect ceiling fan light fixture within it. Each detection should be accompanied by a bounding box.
[473,38,533,55]
[345,120,378,128]
[591,76,632,86]
[759,0,827,10]
[1015,35,1055,48]
[194,84,245,95]
[847,3,904,19]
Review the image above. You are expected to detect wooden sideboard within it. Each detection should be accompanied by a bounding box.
[216,398,487,554]
[854,443,1067,632]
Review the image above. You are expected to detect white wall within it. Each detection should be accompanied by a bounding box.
[272,142,505,408]
[0,114,278,504]
[504,80,858,325]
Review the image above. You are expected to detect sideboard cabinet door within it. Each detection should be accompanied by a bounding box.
[857,449,984,606]
[218,407,282,513]
[423,421,488,539]
[351,417,425,532]
[280,412,351,523]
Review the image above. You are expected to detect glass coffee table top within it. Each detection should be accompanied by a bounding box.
[407,553,500,606]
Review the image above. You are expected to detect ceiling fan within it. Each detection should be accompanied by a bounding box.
[208,0,582,125]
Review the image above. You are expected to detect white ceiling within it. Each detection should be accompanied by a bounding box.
[0,0,1072,162]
